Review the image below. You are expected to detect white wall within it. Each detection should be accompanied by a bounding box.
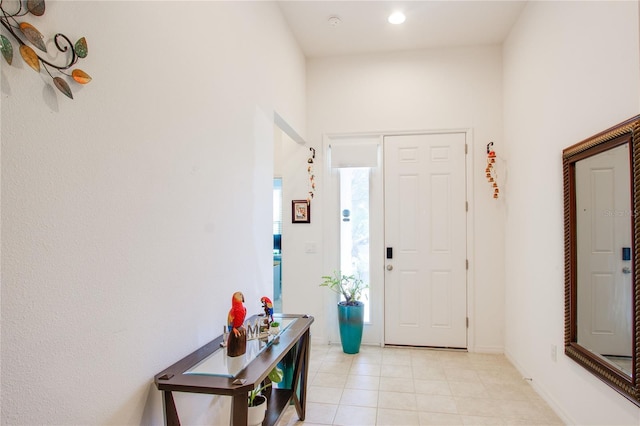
[301,46,505,351]
[503,1,640,424]
[1,1,305,425]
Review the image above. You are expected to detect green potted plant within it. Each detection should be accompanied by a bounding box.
[247,366,284,426]
[269,321,280,335]
[320,271,369,354]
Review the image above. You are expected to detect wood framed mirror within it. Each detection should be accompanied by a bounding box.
[563,115,640,405]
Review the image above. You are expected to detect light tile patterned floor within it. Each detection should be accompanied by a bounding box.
[277,344,564,426]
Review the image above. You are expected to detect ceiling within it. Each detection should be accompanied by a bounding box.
[277,1,528,58]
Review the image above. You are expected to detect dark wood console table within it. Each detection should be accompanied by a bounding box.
[154,314,313,426]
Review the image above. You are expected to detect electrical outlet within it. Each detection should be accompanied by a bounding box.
[550,344,557,362]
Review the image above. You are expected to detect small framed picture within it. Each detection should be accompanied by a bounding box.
[292,200,311,223]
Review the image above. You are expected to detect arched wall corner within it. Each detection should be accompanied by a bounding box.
[274,112,306,145]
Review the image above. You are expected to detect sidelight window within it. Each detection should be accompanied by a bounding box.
[339,168,371,323]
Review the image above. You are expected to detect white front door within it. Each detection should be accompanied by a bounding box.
[384,133,468,348]
[576,142,632,357]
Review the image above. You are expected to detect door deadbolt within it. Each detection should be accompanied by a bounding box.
[386,264,393,271]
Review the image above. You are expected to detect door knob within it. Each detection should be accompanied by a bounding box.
[623,266,632,274]
[386,264,393,271]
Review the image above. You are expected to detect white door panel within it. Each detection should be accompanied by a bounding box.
[384,133,467,348]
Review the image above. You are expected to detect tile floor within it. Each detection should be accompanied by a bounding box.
[277,344,564,426]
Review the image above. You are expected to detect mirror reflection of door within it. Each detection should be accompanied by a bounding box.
[576,142,632,375]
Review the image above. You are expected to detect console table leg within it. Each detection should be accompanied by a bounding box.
[291,329,310,420]
[231,393,248,426]
[299,329,310,420]
[162,391,181,426]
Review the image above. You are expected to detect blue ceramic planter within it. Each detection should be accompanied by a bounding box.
[338,302,364,354]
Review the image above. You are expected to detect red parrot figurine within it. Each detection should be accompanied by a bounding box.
[261,296,274,323]
[226,291,247,357]
[227,291,246,337]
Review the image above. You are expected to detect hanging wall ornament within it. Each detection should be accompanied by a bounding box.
[0,0,92,100]
[485,142,500,199]
[307,147,316,203]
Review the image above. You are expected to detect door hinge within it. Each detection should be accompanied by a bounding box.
[466,259,469,270]
[465,201,468,212]
[466,317,469,328]
[465,144,468,154]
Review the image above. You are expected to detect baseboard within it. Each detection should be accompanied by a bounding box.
[471,345,504,354]
[504,349,574,425]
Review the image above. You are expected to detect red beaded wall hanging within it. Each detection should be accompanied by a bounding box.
[486,142,500,199]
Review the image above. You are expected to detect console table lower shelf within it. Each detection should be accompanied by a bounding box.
[154,314,314,426]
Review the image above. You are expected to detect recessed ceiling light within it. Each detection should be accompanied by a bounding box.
[388,11,406,25]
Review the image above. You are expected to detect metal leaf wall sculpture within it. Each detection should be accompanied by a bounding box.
[0,0,91,99]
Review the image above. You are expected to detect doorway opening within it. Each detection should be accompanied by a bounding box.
[273,177,283,313]
[273,112,306,315]
[324,130,472,348]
